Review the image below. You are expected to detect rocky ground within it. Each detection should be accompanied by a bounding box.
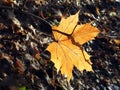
[0,0,120,90]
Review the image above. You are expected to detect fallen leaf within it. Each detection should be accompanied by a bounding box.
[1,0,15,5]
[47,11,100,82]
[15,58,26,74]
[110,39,120,45]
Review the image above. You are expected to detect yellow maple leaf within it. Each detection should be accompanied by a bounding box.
[47,11,100,82]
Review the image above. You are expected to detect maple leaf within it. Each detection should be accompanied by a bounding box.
[47,11,100,82]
